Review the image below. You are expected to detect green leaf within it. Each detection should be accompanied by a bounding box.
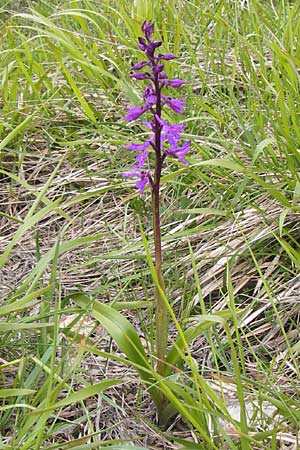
[253,138,276,164]
[0,323,53,331]
[71,293,160,403]
[0,286,52,317]
[166,314,227,373]
[0,389,35,398]
[0,157,65,268]
[30,379,123,415]
[60,62,97,123]
[0,108,41,153]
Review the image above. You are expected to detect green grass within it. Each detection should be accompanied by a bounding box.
[1,0,300,448]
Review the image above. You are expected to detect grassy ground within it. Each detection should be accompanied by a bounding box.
[1,0,300,448]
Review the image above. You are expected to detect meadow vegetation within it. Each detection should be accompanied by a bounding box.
[1,0,300,448]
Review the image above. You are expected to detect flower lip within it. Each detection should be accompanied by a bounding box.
[158,72,168,79]
[138,37,148,51]
[163,140,191,165]
[146,41,163,59]
[122,167,151,194]
[162,96,186,114]
[143,84,155,98]
[138,37,147,46]
[136,174,149,194]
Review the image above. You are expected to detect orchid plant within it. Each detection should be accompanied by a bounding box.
[123,21,190,409]
[72,21,201,430]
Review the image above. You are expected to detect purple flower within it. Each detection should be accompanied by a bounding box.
[123,167,151,194]
[146,41,163,59]
[136,173,150,193]
[130,72,152,80]
[164,140,191,165]
[162,122,185,147]
[143,84,154,98]
[162,96,185,114]
[152,64,164,75]
[167,79,185,88]
[143,84,157,107]
[142,120,155,130]
[138,37,147,51]
[126,140,152,168]
[158,53,176,60]
[142,21,154,41]
[158,72,168,79]
[125,105,148,121]
[126,141,151,152]
[131,61,149,70]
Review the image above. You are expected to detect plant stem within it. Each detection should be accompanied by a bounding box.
[152,77,170,382]
[152,185,169,376]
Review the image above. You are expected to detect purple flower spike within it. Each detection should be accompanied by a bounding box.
[123,21,190,194]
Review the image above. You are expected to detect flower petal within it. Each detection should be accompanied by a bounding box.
[122,168,140,178]
[158,53,176,60]
[135,149,149,167]
[167,79,185,88]
[158,72,168,79]
[130,72,151,80]
[164,140,190,164]
[131,61,149,70]
[142,120,155,130]
[126,140,151,151]
[138,37,147,51]
[146,41,162,58]
[136,177,148,194]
